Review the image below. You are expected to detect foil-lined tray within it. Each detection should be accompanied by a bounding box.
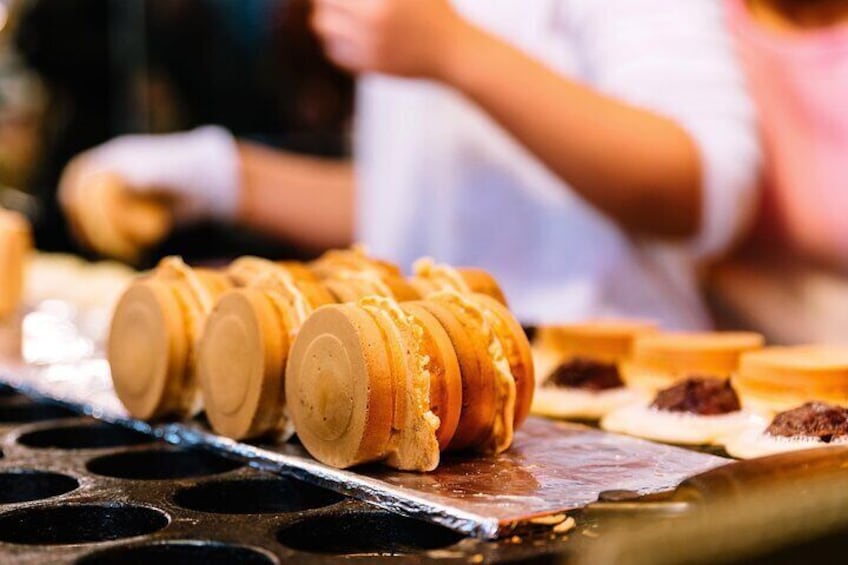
[0,305,729,539]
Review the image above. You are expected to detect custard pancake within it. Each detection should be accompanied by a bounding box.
[401,303,463,450]
[410,258,508,305]
[419,292,517,454]
[311,247,419,302]
[532,320,656,421]
[199,265,334,440]
[472,294,534,427]
[734,346,848,414]
[623,331,764,391]
[286,296,464,471]
[285,303,399,469]
[109,257,231,419]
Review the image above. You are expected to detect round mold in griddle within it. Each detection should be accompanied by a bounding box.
[276,510,466,555]
[86,448,242,480]
[0,503,168,545]
[17,422,152,450]
[76,541,277,565]
[0,401,77,423]
[0,470,79,504]
[173,477,345,514]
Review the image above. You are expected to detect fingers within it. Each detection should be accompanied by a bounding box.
[312,0,375,72]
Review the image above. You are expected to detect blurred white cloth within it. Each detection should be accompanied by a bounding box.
[70,126,240,225]
[356,0,760,328]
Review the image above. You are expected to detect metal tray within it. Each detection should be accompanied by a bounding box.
[0,359,726,540]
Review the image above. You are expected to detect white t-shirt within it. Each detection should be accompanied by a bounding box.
[355,0,760,329]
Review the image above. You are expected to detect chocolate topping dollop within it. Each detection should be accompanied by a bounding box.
[766,402,848,443]
[543,358,624,391]
[651,377,741,416]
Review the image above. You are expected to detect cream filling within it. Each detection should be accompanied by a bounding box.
[251,269,313,338]
[413,258,471,296]
[154,257,216,416]
[532,387,647,421]
[433,291,516,455]
[333,269,395,299]
[360,296,441,471]
[262,291,297,440]
[227,256,278,286]
[601,402,758,446]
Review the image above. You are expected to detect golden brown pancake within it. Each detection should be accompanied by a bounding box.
[624,331,764,391]
[199,260,335,440]
[109,257,231,419]
[735,346,848,413]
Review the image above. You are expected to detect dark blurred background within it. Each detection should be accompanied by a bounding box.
[0,0,353,264]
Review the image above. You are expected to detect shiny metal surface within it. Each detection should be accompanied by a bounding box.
[0,306,729,539]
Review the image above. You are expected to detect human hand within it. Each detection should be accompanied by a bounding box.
[312,0,467,79]
[59,126,241,262]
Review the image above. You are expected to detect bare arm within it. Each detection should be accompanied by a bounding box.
[236,142,355,250]
[313,0,702,238]
[439,28,701,238]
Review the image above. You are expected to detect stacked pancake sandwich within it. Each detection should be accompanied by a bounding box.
[64,173,171,264]
[310,247,420,302]
[0,209,32,319]
[531,320,657,420]
[726,346,848,458]
[198,253,510,441]
[109,257,232,419]
[285,291,534,471]
[197,257,336,440]
[409,258,508,305]
[601,331,764,445]
[108,249,515,458]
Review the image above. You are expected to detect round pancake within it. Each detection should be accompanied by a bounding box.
[199,289,290,440]
[286,304,395,468]
[735,346,848,413]
[109,280,189,419]
[625,331,764,390]
[535,320,658,365]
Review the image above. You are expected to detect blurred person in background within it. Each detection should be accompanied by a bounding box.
[709,0,848,344]
[13,0,352,259]
[58,0,759,329]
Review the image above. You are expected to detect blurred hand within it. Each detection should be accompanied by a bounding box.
[312,0,467,78]
[58,126,241,262]
[59,126,241,228]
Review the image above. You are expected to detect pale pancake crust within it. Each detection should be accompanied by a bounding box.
[199,289,290,440]
[286,304,395,468]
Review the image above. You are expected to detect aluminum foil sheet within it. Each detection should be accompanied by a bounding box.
[0,306,729,539]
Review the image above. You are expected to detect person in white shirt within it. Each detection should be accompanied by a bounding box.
[60,0,760,329]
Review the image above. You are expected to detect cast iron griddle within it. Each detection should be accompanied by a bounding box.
[1,355,728,539]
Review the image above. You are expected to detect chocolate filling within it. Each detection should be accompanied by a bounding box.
[651,377,741,416]
[766,402,848,443]
[543,358,624,392]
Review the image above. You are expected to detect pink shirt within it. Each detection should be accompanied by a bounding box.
[727,0,848,265]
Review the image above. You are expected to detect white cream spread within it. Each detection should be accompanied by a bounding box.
[433,291,516,455]
[360,295,441,471]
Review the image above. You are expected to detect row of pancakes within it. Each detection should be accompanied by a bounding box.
[531,322,848,458]
[108,249,534,472]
